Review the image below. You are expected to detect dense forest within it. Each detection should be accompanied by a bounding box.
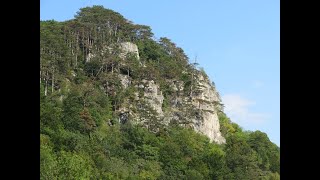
[40,6,280,179]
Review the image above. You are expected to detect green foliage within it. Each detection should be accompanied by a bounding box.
[61,89,83,132]
[40,136,58,180]
[41,101,280,179]
[84,59,101,77]
[248,131,280,174]
[137,39,164,61]
[218,112,243,137]
[57,151,95,179]
[268,172,280,180]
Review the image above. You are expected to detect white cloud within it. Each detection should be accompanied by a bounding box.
[221,94,269,125]
[252,80,264,88]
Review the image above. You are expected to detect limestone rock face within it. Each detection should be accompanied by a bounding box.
[86,42,140,62]
[111,42,225,144]
[140,80,164,117]
[119,42,140,60]
[118,74,225,144]
[86,52,95,62]
[165,74,226,144]
[119,74,131,89]
[189,74,225,144]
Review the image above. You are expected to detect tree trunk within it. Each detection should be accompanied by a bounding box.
[106,81,109,98]
[111,63,114,74]
[51,69,54,93]
[76,32,79,67]
[45,71,48,96]
[190,72,193,97]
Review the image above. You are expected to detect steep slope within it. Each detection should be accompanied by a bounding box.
[90,41,225,144]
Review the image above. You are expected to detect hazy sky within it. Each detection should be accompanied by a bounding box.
[41,0,280,146]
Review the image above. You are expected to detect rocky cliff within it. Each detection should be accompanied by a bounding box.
[86,42,140,62]
[117,42,225,144]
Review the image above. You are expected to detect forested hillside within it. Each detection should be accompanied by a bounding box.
[40,6,280,179]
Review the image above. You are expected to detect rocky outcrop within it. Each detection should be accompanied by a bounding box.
[115,42,225,144]
[86,42,140,62]
[119,74,131,89]
[189,74,225,144]
[164,74,226,144]
[119,42,140,60]
[140,80,164,117]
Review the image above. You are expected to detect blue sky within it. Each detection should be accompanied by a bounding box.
[41,0,280,146]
